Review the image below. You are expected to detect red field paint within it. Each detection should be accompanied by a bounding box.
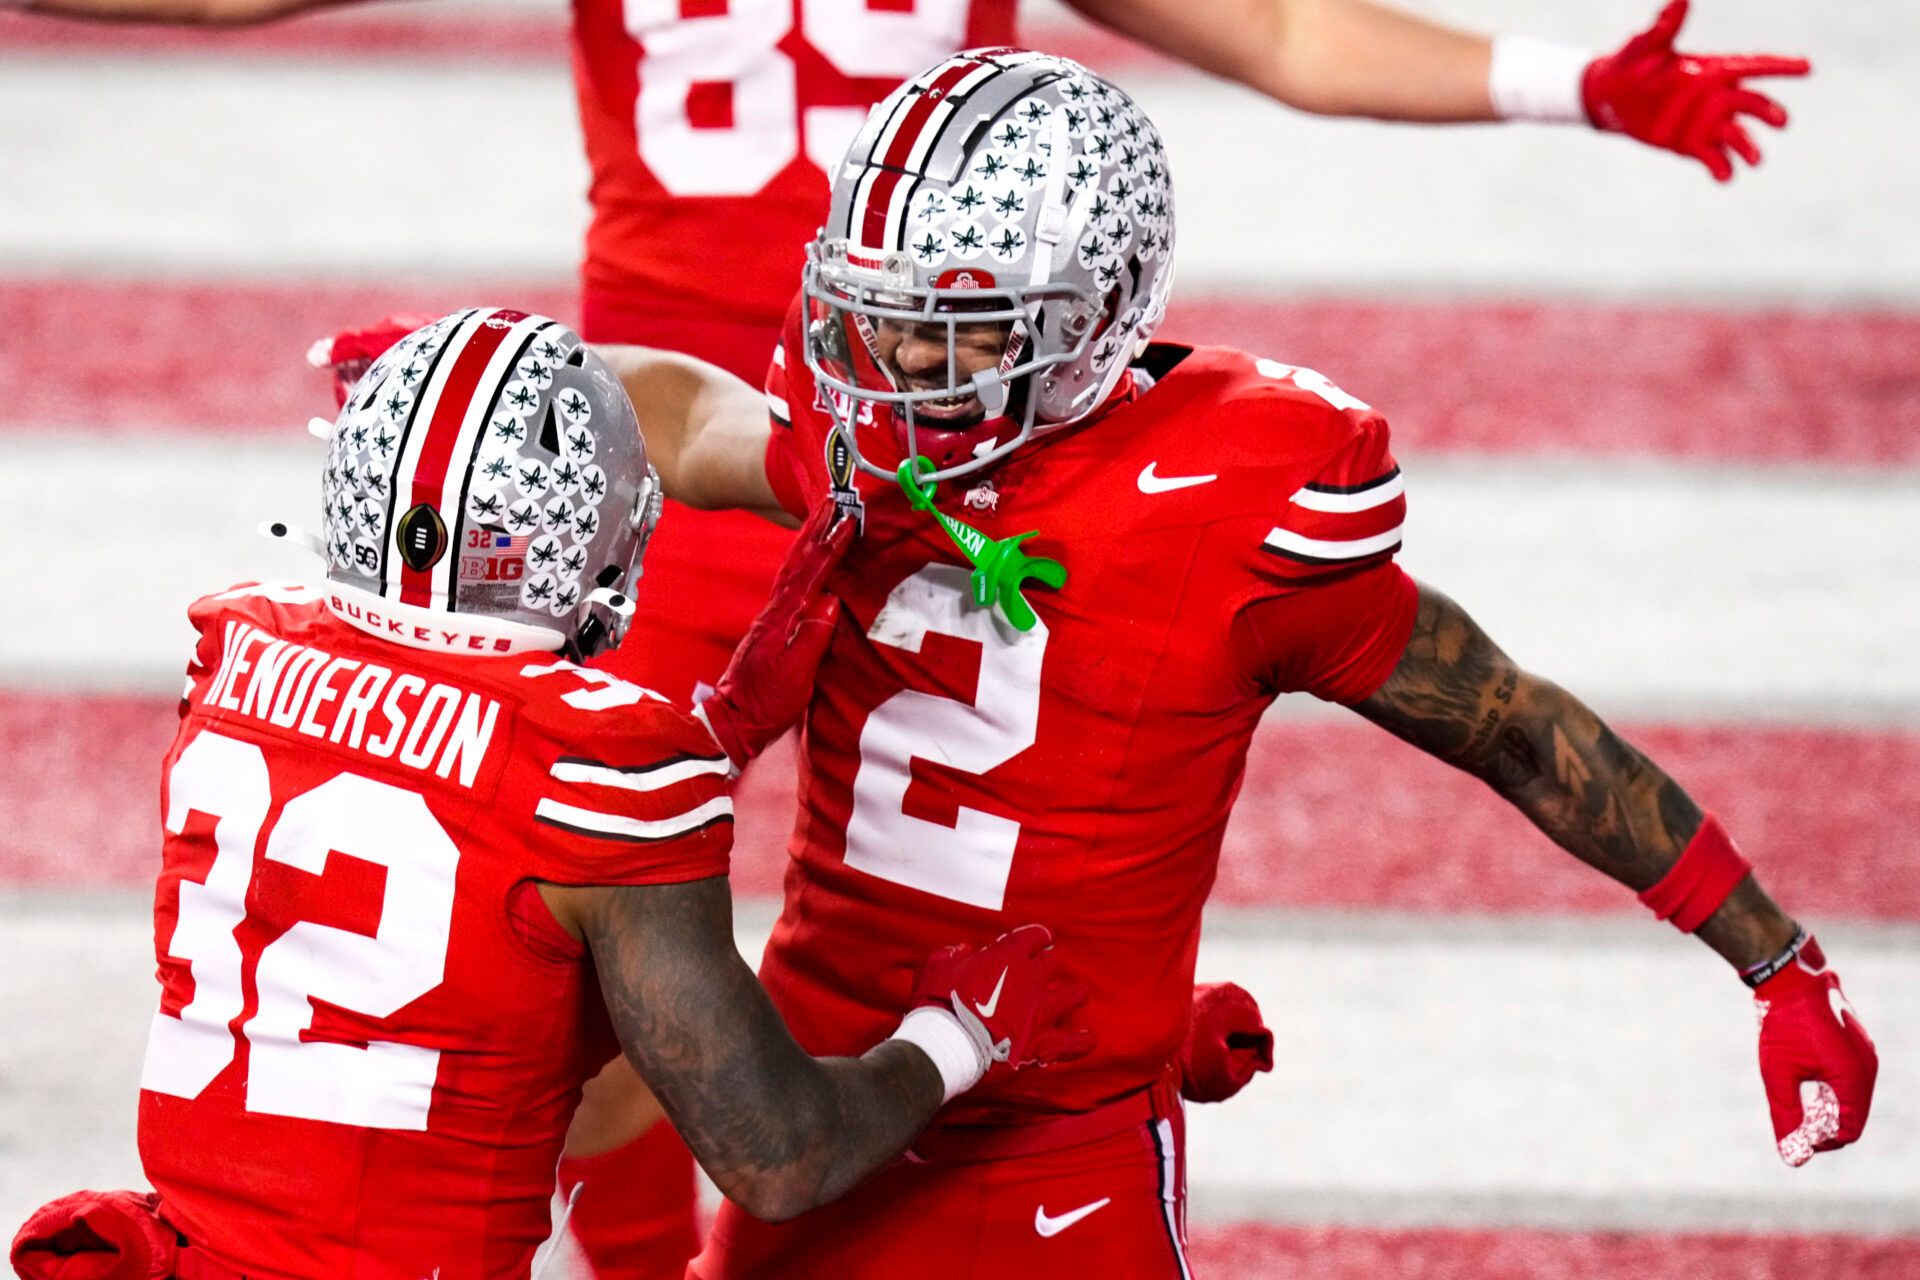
[9,278,1915,463]
[10,690,1917,922]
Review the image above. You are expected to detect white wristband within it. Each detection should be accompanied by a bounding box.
[1489,35,1592,124]
[888,1006,986,1104]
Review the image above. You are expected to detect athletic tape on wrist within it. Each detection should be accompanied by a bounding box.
[1489,35,1592,124]
[888,1006,987,1104]
[1637,812,1752,933]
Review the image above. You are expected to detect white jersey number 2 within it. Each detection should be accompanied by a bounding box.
[844,565,1046,911]
[140,730,458,1131]
[623,0,969,195]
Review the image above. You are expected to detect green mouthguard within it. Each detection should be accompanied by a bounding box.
[895,457,1066,633]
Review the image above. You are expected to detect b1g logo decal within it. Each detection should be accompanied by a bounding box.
[395,503,449,573]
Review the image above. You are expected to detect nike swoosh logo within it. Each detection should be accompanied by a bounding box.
[1138,462,1217,494]
[1034,1197,1112,1238]
[974,967,1008,1019]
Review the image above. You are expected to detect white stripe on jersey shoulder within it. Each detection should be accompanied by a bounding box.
[533,794,734,843]
[1262,523,1405,562]
[550,755,731,793]
[1290,468,1405,514]
[766,389,792,422]
[771,342,786,368]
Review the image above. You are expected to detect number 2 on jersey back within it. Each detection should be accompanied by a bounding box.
[624,0,970,195]
[141,730,458,1131]
[844,565,1046,911]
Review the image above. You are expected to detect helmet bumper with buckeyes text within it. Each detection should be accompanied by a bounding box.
[301,308,662,659]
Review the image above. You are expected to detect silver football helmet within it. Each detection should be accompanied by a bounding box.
[292,308,662,658]
[804,48,1176,483]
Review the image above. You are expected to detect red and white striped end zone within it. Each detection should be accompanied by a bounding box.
[1184,1223,1920,1279]
[9,689,1918,921]
[9,279,1915,465]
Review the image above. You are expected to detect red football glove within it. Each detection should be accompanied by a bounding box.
[697,499,854,769]
[1180,981,1275,1104]
[307,312,437,409]
[1753,936,1877,1166]
[1582,0,1809,182]
[10,1191,179,1280]
[912,924,1094,1090]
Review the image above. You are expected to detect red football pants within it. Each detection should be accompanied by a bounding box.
[688,1083,1193,1280]
[579,295,795,705]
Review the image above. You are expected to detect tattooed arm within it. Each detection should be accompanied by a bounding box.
[1353,581,1798,969]
[540,877,940,1222]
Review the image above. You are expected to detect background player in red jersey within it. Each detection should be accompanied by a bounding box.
[588,51,1879,1276]
[7,309,1093,1280]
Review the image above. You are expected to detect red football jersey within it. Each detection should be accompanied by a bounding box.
[137,582,732,1279]
[569,0,1017,328]
[760,311,1418,1123]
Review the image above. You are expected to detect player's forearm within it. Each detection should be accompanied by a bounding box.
[1357,583,1798,969]
[563,879,942,1222]
[595,343,785,518]
[1066,0,1494,121]
[22,0,338,25]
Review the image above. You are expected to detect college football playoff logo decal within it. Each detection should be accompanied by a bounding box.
[394,502,449,573]
[824,426,866,532]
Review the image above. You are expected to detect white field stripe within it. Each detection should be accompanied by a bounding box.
[6,439,1919,719]
[1261,523,1404,560]
[5,892,1913,1243]
[1290,470,1405,514]
[2,3,1915,299]
[549,756,731,793]
[533,794,732,841]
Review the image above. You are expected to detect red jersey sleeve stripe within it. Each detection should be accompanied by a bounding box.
[533,794,733,844]
[550,754,730,793]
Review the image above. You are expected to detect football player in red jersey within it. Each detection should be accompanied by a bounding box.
[6,310,1095,1280]
[17,0,1815,1269]
[584,51,1880,1276]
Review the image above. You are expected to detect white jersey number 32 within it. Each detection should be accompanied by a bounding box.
[141,730,458,1131]
[844,565,1046,911]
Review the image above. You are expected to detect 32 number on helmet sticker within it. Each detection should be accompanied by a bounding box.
[141,730,458,1131]
[623,0,969,196]
[843,565,1045,911]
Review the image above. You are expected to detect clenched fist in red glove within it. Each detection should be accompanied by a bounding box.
[891,925,1094,1101]
[11,1190,179,1280]
[697,498,854,769]
[307,313,437,408]
[1180,981,1275,1104]
[1751,934,1878,1166]
[1583,0,1809,182]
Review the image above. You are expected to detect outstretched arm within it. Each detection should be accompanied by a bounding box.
[594,344,791,525]
[1352,580,1876,1167]
[542,877,936,1222]
[1065,0,1808,180]
[1067,0,1495,122]
[1352,580,1793,965]
[19,0,346,23]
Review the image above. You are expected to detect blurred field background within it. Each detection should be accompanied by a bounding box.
[2,0,1917,1274]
